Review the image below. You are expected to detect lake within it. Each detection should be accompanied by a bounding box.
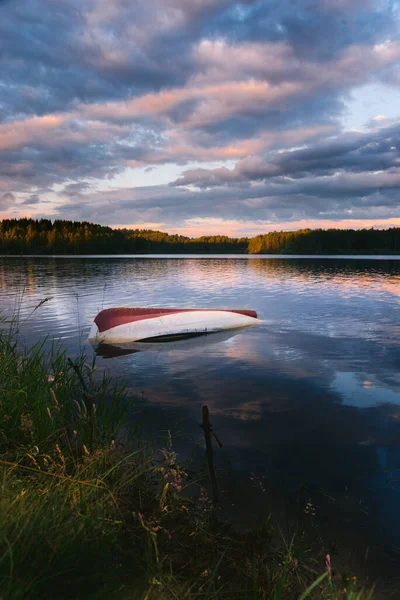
[1,255,400,590]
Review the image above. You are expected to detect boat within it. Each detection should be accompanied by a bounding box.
[88,306,261,345]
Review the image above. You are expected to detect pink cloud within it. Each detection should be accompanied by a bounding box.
[0,115,64,151]
[1,36,398,162]
[81,78,303,128]
[1,27,399,210]
[74,39,400,133]
[150,216,400,238]
[193,38,400,91]
[0,113,128,152]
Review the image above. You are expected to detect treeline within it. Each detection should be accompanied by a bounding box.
[0,219,248,254]
[0,219,399,254]
[248,227,400,255]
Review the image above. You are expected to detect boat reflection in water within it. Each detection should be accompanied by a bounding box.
[92,329,243,358]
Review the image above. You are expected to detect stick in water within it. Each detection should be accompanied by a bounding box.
[201,405,219,505]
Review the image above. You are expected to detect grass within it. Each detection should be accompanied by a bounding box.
[0,324,377,599]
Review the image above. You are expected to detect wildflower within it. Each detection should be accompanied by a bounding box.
[170,472,183,492]
[325,554,331,575]
[160,447,177,467]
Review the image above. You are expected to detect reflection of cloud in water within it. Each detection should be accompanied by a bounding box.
[165,259,248,293]
[116,322,400,427]
[334,372,400,408]
[265,327,400,391]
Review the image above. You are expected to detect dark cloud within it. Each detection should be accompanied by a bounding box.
[0,0,396,121]
[21,194,41,205]
[202,0,397,59]
[0,0,400,228]
[0,191,15,209]
[0,0,194,120]
[0,117,163,192]
[61,182,92,197]
[173,121,400,187]
[53,162,400,228]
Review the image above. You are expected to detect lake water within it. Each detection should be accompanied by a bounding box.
[1,255,400,589]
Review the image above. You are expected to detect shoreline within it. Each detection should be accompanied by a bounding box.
[2,253,400,259]
[1,220,400,258]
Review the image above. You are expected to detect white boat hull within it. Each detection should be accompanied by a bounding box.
[88,308,261,345]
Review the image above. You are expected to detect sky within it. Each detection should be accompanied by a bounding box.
[1,0,400,237]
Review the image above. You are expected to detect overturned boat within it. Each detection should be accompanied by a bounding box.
[88,306,261,345]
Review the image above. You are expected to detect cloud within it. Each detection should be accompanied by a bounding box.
[61,182,92,197]
[73,39,400,136]
[0,0,399,230]
[21,194,41,205]
[1,0,397,125]
[0,113,162,192]
[173,121,400,187]
[0,191,16,210]
[51,160,400,232]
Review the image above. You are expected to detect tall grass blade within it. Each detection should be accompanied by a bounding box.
[297,572,328,600]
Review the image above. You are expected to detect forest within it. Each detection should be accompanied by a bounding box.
[0,218,399,255]
[248,227,400,254]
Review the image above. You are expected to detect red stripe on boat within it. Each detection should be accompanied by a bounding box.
[94,307,257,333]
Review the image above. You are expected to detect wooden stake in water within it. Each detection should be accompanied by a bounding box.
[201,405,222,506]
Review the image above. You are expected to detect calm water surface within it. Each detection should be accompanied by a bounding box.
[1,255,400,586]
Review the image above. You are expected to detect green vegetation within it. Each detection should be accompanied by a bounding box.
[0,218,399,255]
[0,219,248,254]
[0,324,376,599]
[248,228,400,255]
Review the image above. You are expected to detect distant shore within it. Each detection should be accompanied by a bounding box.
[2,252,400,259]
[1,218,400,256]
